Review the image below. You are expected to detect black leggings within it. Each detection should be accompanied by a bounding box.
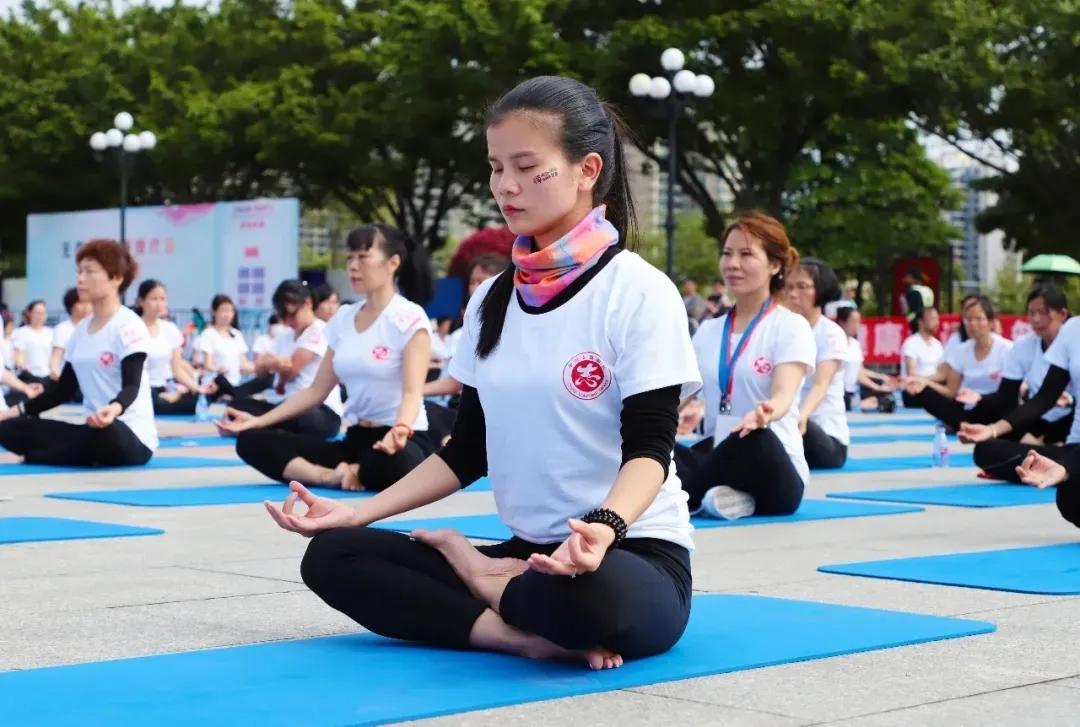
[236,424,434,490]
[973,440,1077,484]
[151,386,198,416]
[1051,445,1080,529]
[803,420,848,469]
[675,428,805,514]
[909,388,1001,431]
[300,526,692,658]
[214,373,273,401]
[228,397,341,439]
[0,417,152,466]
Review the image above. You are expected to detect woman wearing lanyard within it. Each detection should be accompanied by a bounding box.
[675,211,814,520]
[784,258,851,469]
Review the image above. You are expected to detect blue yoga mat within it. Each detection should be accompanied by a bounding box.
[0,456,244,476]
[850,433,954,445]
[828,483,1056,508]
[46,477,494,507]
[820,543,1080,594]
[0,594,992,725]
[373,500,922,540]
[0,517,163,545]
[159,436,232,449]
[834,452,975,473]
[848,418,938,429]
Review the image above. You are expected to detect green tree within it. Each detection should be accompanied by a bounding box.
[785,120,962,313]
[638,212,719,286]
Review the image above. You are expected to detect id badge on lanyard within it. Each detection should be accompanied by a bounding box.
[717,299,774,416]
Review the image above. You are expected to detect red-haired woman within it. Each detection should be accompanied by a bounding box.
[0,240,158,466]
[675,212,815,520]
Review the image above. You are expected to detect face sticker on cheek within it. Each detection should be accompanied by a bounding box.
[533,167,559,185]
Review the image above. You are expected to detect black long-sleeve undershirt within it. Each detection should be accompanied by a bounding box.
[436,384,682,488]
[1003,365,1071,434]
[23,354,147,417]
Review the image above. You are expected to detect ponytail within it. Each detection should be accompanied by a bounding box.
[603,104,638,251]
[345,224,433,305]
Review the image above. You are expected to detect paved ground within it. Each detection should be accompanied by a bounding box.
[2,407,1079,725]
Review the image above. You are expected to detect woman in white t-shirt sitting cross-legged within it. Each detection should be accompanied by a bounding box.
[836,307,897,413]
[784,258,851,469]
[904,295,1013,430]
[197,294,255,392]
[216,280,344,439]
[675,212,814,519]
[0,240,158,466]
[220,225,436,491]
[135,280,213,416]
[12,300,54,388]
[899,307,946,408]
[263,76,698,670]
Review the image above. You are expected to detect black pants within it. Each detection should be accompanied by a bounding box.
[17,371,52,389]
[1029,412,1075,446]
[803,420,848,469]
[229,397,341,439]
[151,386,199,416]
[236,423,434,490]
[973,440,1077,484]
[909,388,1002,431]
[675,428,805,515]
[0,417,152,466]
[424,400,458,446]
[214,373,273,401]
[1052,445,1080,528]
[300,526,692,658]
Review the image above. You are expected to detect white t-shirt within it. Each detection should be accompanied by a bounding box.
[197,327,249,385]
[12,325,54,377]
[900,333,945,377]
[1044,317,1080,444]
[52,319,77,352]
[0,336,11,370]
[326,296,431,429]
[271,319,344,415]
[694,305,816,486]
[66,307,158,452]
[944,334,1013,395]
[801,315,851,445]
[1003,333,1072,423]
[842,336,863,394]
[943,331,964,362]
[252,333,274,356]
[451,253,701,550]
[144,319,184,388]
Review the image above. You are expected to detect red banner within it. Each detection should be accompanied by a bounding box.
[860,314,1031,366]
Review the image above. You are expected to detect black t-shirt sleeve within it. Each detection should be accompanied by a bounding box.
[1004,365,1070,433]
[620,385,681,479]
[109,352,147,414]
[436,385,487,487]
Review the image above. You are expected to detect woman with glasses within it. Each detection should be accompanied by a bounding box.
[217,280,344,439]
[783,258,851,469]
[904,295,1013,429]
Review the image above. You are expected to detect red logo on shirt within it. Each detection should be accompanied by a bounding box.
[371,345,391,361]
[99,352,116,367]
[752,356,773,375]
[990,371,1002,382]
[563,352,612,400]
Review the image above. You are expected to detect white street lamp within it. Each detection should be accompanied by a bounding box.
[628,49,715,278]
[89,113,157,246]
[660,47,685,72]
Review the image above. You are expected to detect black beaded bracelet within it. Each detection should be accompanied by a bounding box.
[582,508,628,548]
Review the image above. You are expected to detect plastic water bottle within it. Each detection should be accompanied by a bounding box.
[194,374,212,423]
[932,424,950,468]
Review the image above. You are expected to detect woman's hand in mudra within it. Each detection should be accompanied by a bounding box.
[373,425,409,455]
[526,519,615,577]
[265,481,360,536]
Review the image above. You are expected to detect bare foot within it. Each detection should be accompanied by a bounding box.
[412,528,527,611]
[584,646,624,670]
[333,462,363,491]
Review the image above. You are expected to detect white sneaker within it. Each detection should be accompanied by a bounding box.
[699,486,756,520]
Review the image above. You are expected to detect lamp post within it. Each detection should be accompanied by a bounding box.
[89,112,157,246]
[629,48,715,278]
